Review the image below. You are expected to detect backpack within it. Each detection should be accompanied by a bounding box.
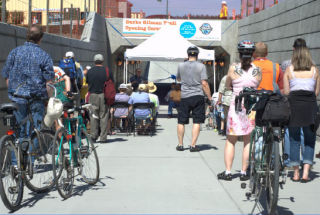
[104,67,116,106]
[59,58,76,79]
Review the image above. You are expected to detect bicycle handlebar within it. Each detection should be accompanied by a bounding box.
[66,104,92,114]
[235,88,273,113]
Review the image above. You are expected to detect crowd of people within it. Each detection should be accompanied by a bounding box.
[1,24,319,187]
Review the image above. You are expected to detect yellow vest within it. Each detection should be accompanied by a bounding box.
[220,6,228,18]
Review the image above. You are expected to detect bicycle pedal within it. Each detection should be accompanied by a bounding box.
[8,186,18,194]
[241,183,247,189]
[245,192,251,199]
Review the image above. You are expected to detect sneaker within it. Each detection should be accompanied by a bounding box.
[217,171,232,181]
[189,146,200,152]
[240,174,250,181]
[176,145,184,151]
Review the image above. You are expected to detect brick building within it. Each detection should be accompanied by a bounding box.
[98,0,132,18]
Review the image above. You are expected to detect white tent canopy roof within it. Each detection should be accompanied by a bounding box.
[124,26,215,62]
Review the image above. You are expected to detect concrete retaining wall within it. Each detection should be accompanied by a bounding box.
[239,0,320,67]
[0,12,109,135]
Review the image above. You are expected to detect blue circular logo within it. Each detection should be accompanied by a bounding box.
[180,22,196,39]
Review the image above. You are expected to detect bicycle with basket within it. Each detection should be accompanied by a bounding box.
[236,87,290,215]
[52,92,100,199]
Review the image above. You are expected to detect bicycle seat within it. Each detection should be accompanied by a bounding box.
[0,103,18,113]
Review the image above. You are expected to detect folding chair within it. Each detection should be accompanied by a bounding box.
[111,102,132,136]
[132,102,155,136]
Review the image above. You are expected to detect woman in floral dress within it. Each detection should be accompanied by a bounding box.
[218,40,262,181]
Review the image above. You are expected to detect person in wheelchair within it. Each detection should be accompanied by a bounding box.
[128,84,152,134]
[111,83,130,132]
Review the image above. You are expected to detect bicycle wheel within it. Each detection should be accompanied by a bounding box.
[24,130,55,193]
[0,135,24,211]
[265,141,280,215]
[78,128,100,185]
[52,128,74,199]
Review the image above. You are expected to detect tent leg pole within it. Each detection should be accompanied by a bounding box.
[126,59,128,84]
[213,61,216,93]
[123,59,126,84]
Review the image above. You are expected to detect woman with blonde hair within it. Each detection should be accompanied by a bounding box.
[283,46,320,183]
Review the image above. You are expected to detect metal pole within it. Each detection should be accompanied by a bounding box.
[1,0,6,23]
[70,4,73,38]
[166,0,168,19]
[213,61,216,93]
[84,0,87,20]
[88,0,91,12]
[253,0,256,13]
[60,0,63,35]
[46,0,49,32]
[246,0,249,17]
[263,0,265,10]
[94,0,96,13]
[103,0,105,18]
[28,0,32,27]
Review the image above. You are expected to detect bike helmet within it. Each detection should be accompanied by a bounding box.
[187,46,200,56]
[238,40,255,59]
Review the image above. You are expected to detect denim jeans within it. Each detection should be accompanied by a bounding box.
[12,101,45,165]
[284,127,305,166]
[168,101,179,115]
[288,126,315,166]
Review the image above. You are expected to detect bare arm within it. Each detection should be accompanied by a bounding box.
[225,65,234,91]
[6,79,8,87]
[217,92,223,105]
[315,67,320,97]
[202,80,212,101]
[63,75,71,92]
[283,67,290,96]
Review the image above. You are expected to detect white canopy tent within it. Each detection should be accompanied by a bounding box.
[124,26,216,91]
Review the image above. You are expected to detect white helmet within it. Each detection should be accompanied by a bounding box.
[222,1,227,5]
[65,51,75,58]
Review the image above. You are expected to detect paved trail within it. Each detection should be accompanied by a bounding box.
[1,106,320,214]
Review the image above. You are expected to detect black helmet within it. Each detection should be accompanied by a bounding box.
[238,40,255,58]
[187,46,199,56]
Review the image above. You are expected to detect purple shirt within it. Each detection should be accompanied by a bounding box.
[114,93,130,117]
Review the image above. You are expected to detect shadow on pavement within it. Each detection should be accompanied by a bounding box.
[73,176,112,197]
[21,189,57,210]
[256,190,294,215]
[197,144,218,151]
[106,138,128,143]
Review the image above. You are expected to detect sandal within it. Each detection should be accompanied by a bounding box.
[300,178,311,183]
[240,174,250,181]
[290,177,300,182]
[176,145,184,151]
[217,171,232,181]
[316,152,320,159]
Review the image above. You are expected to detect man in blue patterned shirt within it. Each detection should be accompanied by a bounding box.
[1,25,54,142]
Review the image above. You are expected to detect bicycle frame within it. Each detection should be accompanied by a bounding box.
[56,112,88,168]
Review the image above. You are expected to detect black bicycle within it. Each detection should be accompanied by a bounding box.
[236,88,288,215]
[0,86,56,211]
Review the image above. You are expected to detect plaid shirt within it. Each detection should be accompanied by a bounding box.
[1,42,54,104]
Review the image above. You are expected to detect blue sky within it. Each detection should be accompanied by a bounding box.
[130,0,241,16]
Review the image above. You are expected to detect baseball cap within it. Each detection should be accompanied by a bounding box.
[94,54,104,62]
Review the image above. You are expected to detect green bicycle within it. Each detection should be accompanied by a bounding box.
[52,98,99,199]
[236,88,287,215]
